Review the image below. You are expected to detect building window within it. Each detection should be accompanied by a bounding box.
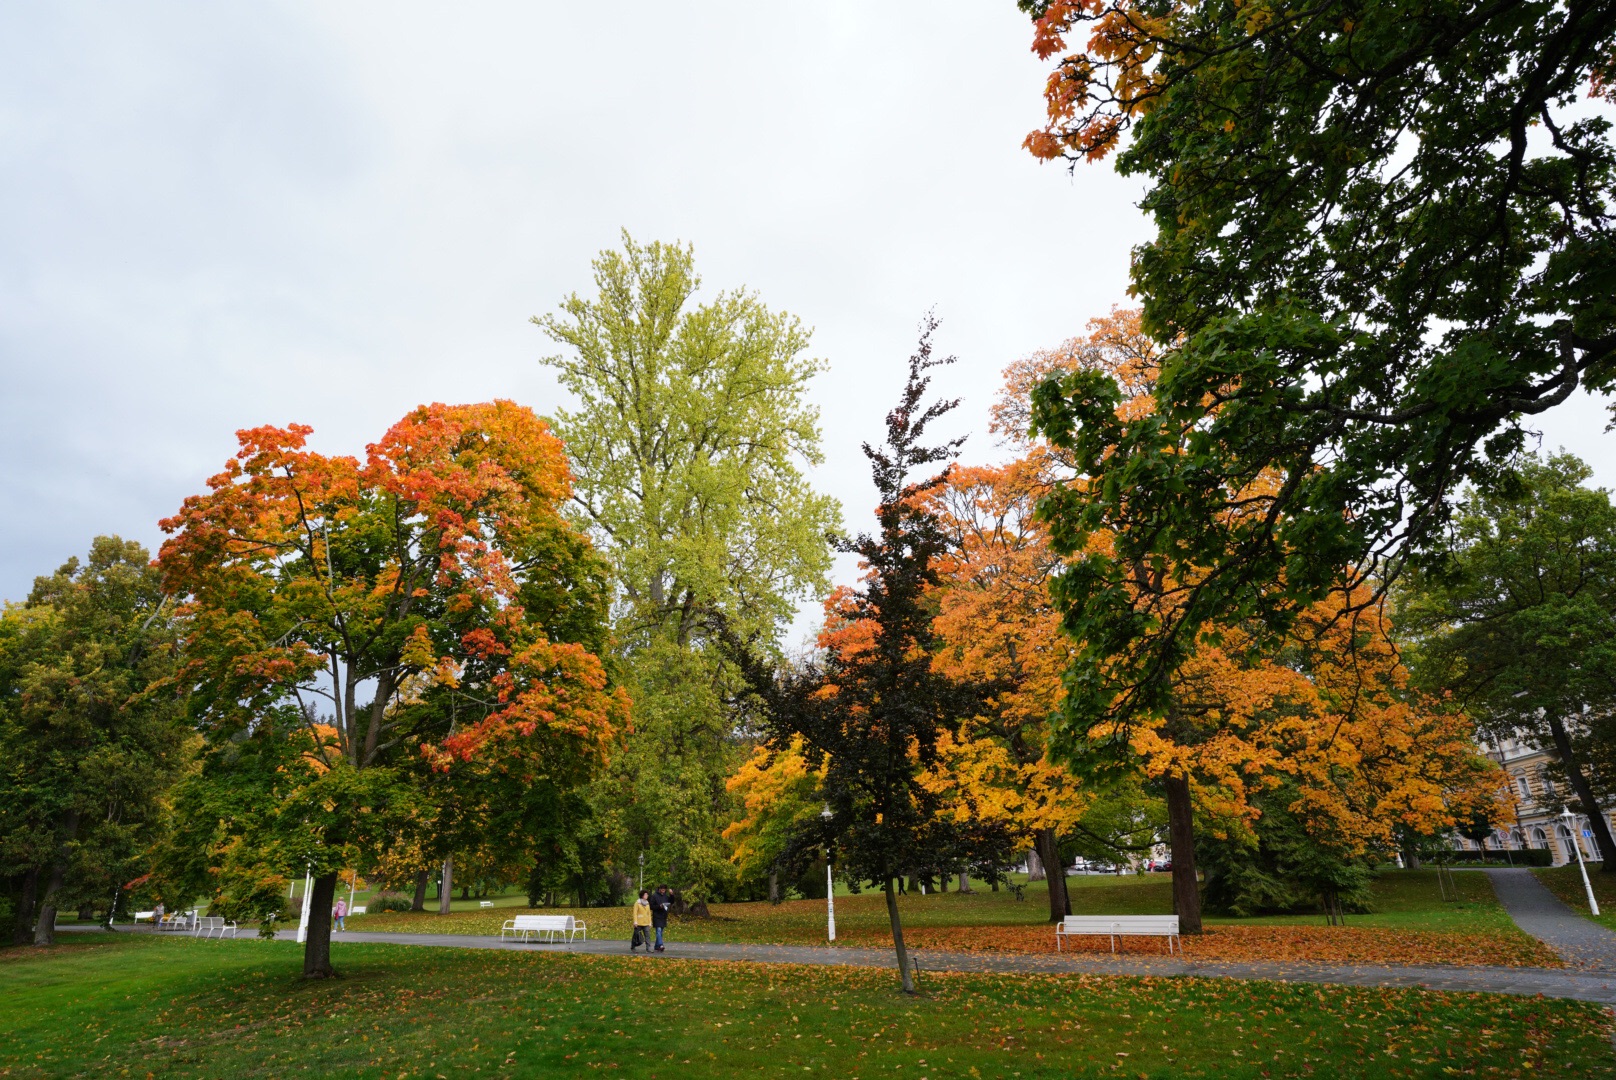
[1516,775,1532,801]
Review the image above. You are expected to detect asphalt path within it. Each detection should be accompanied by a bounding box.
[1485,867,1616,972]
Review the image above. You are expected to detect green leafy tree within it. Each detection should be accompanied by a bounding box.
[0,537,192,945]
[1018,0,1616,723]
[1401,453,1616,868]
[533,234,840,903]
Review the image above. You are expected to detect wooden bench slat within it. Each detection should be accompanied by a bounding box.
[1056,915,1180,955]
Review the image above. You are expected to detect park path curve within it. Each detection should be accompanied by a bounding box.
[273,927,1616,1006]
[1486,867,1616,972]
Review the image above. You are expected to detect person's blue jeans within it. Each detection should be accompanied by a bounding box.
[654,925,664,948]
[335,916,345,931]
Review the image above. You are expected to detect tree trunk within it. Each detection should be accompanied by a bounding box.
[302,872,339,979]
[883,876,915,994]
[1547,712,1616,870]
[1026,845,1046,882]
[32,862,66,947]
[11,869,38,945]
[957,871,972,893]
[1163,773,1203,934]
[1034,828,1068,923]
[438,857,454,915]
[33,811,79,947]
[768,872,780,904]
[411,870,428,912]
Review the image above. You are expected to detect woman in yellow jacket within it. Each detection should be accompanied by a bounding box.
[630,890,652,951]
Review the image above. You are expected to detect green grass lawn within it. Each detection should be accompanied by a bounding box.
[2,934,1607,1079]
[350,869,1523,942]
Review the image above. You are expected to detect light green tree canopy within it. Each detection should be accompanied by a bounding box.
[534,232,841,648]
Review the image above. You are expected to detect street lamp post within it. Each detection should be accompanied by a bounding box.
[296,866,314,943]
[638,852,645,897]
[1563,808,1601,916]
[821,805,835,943]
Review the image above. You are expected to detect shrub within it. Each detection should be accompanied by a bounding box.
[1429,848,1554,867]
[370,891,414,913]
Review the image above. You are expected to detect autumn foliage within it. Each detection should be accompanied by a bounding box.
[158,400,627,976]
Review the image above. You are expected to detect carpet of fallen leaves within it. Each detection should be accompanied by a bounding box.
[832,922,1565,968]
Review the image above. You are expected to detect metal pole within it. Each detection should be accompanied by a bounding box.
[347,873,356,920]
[1564,809,1600,916]
[296,869,313,943]
[638,852,645,897]
[826,855,836,942]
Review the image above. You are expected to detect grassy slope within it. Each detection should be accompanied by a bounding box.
[2,934,1608,1080]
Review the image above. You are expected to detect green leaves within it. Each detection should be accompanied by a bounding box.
[1023,0,1616,719]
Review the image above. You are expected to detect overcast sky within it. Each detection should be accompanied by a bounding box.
[2,3,1610,637]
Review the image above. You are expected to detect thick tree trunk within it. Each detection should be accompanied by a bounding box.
[301,872,339,979]
[438,858,454,914]
[1025,845,1046,881]
[883,876,915,994]
[1163,773,1203,934]
[957,871,972,893]
[768,872,780,904]
[11,869,39,945]
[32,862,66,947]
[1034,828,1069,923]
[33,812,78,947]
[411,870,428,912]
[1546,713,1616,870]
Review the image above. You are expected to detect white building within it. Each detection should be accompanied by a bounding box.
[1458,734,1609,866]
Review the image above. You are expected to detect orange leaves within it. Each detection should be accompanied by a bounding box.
[160,399,624,785]
[1024,0,1168,162]
[836,922,1561,968]
[423,637,627,771]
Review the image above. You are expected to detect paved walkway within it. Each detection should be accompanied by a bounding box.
[253,927,1616,1005]
[1486,867,1616,972]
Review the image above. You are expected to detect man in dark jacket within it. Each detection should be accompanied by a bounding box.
[649,884,673,952]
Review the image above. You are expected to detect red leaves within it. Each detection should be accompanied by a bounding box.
[159,400,626,776]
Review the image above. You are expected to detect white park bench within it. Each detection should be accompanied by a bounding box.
[156,910,198,933]
[480,900,495,909]
[500,914,587,945]
[1056,915,1180,955]
[191,916,238,939]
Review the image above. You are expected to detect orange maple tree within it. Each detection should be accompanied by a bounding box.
[159,400,628,976]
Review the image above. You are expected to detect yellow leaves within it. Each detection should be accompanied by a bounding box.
[400,624,437,669]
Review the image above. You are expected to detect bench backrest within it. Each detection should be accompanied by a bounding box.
[1062,915,1179,934]
[509,915,575,930]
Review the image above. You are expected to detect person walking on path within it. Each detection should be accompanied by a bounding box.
[649,885,673,952]
[333,897,347,932]
[631,890,652,951]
